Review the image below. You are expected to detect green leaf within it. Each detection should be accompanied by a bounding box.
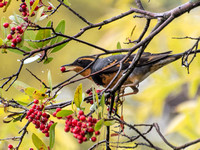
[48,70,52,92]
[30,0,40,16]
[49,123,57,150]
[112,41,122,55]
[7,48,24,55]
[51,42,68,53]
[56,110,74,117]
[50,20,65,45]
[74,83,82,109]
[32,133,48,150]
[100,94,105,116]
[24,30,38,49]
[21,46,32,52]
[9,14,25,25]
[34,6,45,23]
[117,42,121,49]
[35,21,51,48]
[13,80,30,92]
[104,120,115,126]
[43,57,53,64]
[17,33,24,48]
[1,17,6,39]
[63,0,71,6]
[95,119,104,131]
[50,20,67,53]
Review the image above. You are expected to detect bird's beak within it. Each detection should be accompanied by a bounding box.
[61,63,76,72]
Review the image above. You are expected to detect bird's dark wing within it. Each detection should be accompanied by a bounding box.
[92,51,173,74]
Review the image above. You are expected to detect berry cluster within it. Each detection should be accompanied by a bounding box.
[3,23,24,47]
[19,0,53,19]
[85,88,102,104]
[64,110,100,144]
[25,99,54,137]
[0,0,8,8]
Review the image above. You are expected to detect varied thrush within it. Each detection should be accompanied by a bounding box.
[61,51,183,93]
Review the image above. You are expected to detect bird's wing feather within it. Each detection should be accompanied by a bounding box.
[92,51,173,74]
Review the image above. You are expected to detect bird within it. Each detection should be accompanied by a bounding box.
[61,51,187,94]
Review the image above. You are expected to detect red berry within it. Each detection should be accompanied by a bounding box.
[8,144,13,149]
[3,23,9,28]
[4,1,7,5]
[48,6,52,10]
[16,26,22,31]
[19,29,24,34]
[45,132,49,137]
[27,111,31,116]
[21,4,26,9]
[34,99,39,104]
[24,17,28,21]
[82,123,87,128]
[87,116,92,122]
[22,11,27,16]
[11,43,16,47]
[96,90,101,93]
[42,128,48,133]
[42,112,47,117]
[66,115,72,120]
[32,104,36,109]
[40,124,45,130]
[29,108,34,113]
[78,139,83,144]
[56,108,61,112]
[95,131,100,135]
[52,112,57,117]
[7,34,12,40]
[11,27,16,31]
[0,2,3,7]
[30,114,35,118]
[90,100,94,104]
[30,0,33,6]
[11,38,17,44]
[78,110,84,116]
[77,121,82,127]
[72,119,78,126]
[79,115,86,121]
[37,111,42,116]
[28,118,33,122]
[34,5,39,11]
[64,126,70,132]
[88,122,93,127]
[77,135,83,140]
[92,118,97,123]
[83,137,87,142]
[29,148,34,150]
[60,67,66,72]
[91,136,96,142]
[80,130,85,136]
[88,127,94,133]
[31,12,35,17]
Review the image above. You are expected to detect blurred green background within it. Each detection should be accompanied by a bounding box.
[1,0,200,149]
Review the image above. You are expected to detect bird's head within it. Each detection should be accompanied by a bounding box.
[61,56,96,74]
